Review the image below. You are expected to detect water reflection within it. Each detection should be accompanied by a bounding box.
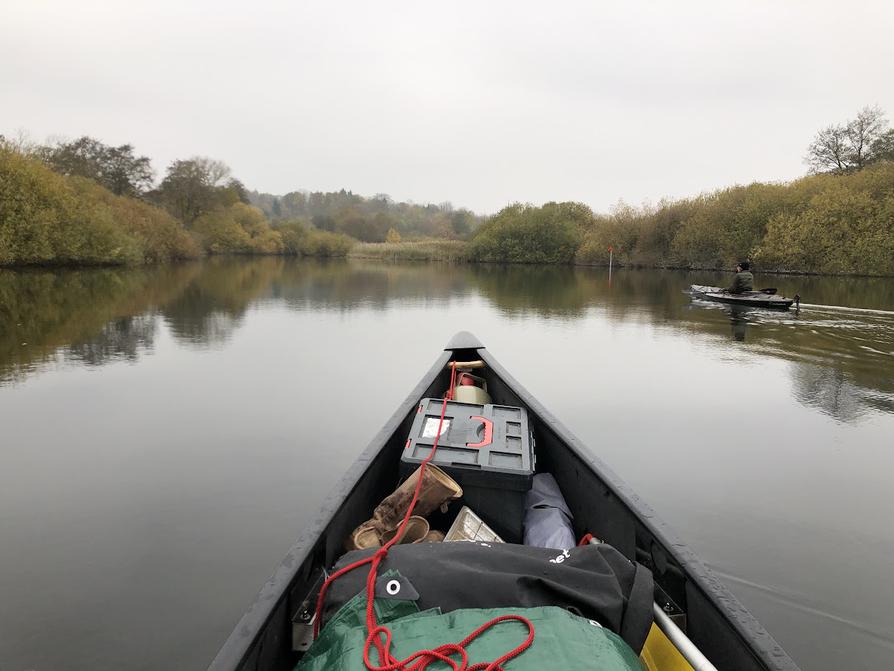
[161,259,286,346]
[66,315,158,365]
[0,265,198,383]
[1,260,892,422]
[790,364,886,424]
[690,302,762,342]
[275,259,472,311]
[471,264,593,317]
[730,305,750,342]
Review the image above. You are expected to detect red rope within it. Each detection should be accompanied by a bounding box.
[312,362,535,671]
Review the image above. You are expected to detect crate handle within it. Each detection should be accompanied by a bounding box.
[467,416,493,448]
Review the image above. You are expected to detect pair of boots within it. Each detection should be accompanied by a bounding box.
[348,465,462,551]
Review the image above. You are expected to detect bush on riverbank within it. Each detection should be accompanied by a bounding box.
[190,209,356,257]
[192,203,285,255]
[277,221,354,257]
[574,162,894,275]
[468,202,587,264]
[71,177,200,263]
[0,147,199,265]
[754,168,894,275]
[0,146,352,265]
[349,239,467,262]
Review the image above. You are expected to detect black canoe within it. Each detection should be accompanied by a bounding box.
[690,285,796,309]
[209,332,800,671]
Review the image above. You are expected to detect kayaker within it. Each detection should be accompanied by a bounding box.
[727,261,754,294]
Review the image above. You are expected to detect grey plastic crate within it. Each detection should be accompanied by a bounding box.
[400,398,535,541]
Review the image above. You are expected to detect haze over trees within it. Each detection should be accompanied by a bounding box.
[250,189,480,242]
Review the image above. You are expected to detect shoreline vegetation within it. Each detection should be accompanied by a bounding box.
[349,240,468,263]
[2,106,893,276]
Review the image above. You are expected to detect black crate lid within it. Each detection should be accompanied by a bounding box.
[402,398,534,486]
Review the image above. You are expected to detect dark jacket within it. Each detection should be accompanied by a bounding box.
[728,270,754,294]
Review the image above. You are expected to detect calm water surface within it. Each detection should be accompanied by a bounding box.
[1,258,893,671]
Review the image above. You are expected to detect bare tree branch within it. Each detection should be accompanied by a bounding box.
[805,106,890,173]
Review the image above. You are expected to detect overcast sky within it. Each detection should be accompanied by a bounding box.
[3,0,893,213]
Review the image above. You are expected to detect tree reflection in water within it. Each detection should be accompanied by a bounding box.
[1,259,891,423]
[66,315,158,366]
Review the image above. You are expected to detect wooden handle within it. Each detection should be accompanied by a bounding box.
[449,360,486,369]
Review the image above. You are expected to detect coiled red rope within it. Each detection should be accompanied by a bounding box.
[312,362,534,671]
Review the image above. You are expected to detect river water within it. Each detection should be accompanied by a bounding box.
[1,258,892,671]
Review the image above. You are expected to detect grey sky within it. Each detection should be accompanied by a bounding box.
[3,0,893,213]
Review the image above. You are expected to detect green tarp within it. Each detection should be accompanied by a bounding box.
[298,571,643,671]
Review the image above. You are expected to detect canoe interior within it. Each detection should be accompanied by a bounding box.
[209,337,799,671]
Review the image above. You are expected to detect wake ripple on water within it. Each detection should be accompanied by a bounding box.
[685,296,894,421]
[798,303,894,318]
[713,569,894,652]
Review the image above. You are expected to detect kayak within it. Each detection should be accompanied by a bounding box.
[690,285,797,309]
[209,332,800,671]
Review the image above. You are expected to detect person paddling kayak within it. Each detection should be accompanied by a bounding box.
[727,261,754,294]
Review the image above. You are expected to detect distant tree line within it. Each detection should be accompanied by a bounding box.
[249,189,481,242]
[2,105,893,274]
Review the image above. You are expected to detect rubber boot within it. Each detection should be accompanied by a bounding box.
[372,464,462,532]
[346,465,462,551]
[349,524,381,551]
[382,516,430,544]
